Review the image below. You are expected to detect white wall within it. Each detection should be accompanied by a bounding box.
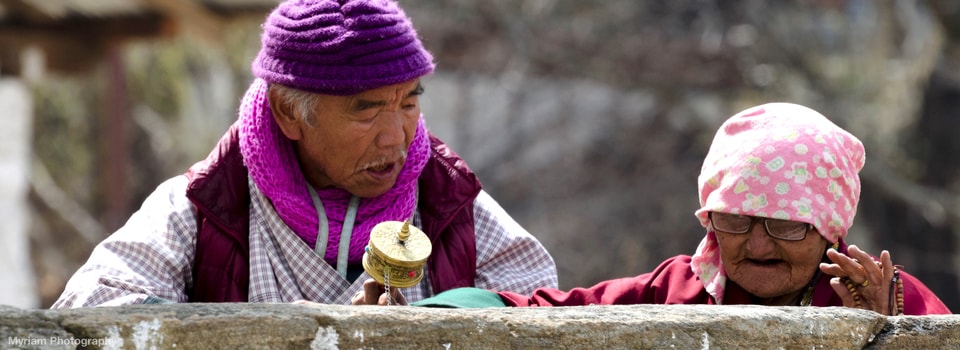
[0,78,38,308]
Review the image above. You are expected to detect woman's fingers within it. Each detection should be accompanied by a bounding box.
[823,245,875,285]
[822,245,899,315]
[821,248,860,280]
[828,277,857,307]
[880,250,894,282]
[847,245,879,286]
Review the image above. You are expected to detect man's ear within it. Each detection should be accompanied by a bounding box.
[268,85,304,141]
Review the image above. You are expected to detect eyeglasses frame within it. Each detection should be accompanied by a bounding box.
[708,212,813,241]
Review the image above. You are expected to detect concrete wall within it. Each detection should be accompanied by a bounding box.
[1,304,957,349]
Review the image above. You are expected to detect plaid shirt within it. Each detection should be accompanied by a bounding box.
[52,176,557,308]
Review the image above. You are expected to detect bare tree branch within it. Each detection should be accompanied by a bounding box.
[860,157,960,228]
[30,156,105,246]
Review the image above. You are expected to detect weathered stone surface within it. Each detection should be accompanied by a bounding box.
[865,315,960,350]
[0,306,72,350]
[3,304,959,349]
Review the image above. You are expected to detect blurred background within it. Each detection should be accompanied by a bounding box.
[1,0,959,311]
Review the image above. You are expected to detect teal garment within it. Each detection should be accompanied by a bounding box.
[411,287,507,308]
[143,296,174,304]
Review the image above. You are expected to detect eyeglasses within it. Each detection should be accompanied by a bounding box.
[709,212,812,241]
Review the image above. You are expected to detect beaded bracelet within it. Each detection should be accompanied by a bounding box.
[890,267,904,316]
[842,267,904,315]
[841,277,863,308]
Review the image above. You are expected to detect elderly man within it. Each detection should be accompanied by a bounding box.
[53,0,557,307]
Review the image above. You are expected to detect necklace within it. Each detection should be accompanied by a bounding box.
[309,185,360,279]
[798,284,814,306]
[798,269,822,306]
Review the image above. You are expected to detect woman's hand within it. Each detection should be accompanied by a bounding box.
[820,245,897,315]
[350,278,407,306]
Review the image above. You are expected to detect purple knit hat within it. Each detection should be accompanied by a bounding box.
[253,0,435,95]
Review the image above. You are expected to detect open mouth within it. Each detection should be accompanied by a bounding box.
[359,151,405,180]
[368,163,391,172]
[746,258,784,266]
[365,162,396,177]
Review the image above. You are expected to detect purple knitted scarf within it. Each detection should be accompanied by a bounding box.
[238,78,429,265]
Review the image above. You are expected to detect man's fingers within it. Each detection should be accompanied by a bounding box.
[350,291,366,305]
[363,279,384,305]
[391,288,407,305]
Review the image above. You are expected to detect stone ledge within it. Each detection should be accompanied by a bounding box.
[1,303,957,349]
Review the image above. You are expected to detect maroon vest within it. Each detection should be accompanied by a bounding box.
[184,123,481,302]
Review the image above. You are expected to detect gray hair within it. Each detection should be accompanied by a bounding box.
[269,84,322,127]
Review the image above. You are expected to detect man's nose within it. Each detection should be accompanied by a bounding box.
[375,110,405,148]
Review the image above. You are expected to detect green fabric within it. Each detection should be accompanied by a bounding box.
[143,296,174,304]
[411,287,507,308]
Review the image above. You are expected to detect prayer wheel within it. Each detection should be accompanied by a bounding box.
[362,220,432,288]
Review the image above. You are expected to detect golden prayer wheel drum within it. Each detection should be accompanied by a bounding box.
[362,221,432,288]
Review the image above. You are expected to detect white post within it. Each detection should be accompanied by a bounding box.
[0,78,38,308]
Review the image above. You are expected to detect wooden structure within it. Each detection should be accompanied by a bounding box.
[0,0,277,231]
[0,0,278,76]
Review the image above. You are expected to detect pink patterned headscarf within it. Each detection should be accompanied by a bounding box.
[690,102,866,303]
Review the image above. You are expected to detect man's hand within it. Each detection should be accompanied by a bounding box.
[350,278,407,305]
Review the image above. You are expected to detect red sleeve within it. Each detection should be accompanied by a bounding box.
[497,255,712,307]
[899,270,952,315]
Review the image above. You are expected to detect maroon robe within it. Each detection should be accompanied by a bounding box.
[499,254,951,315]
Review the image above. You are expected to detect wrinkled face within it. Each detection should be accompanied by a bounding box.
[275,79,423,198]
[714,215,828,302]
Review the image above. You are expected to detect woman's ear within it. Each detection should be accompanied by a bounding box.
[268,85,304,141]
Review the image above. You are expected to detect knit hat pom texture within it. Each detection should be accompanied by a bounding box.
[253,0,435,95]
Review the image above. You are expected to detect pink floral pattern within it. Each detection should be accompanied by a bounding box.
[690,103,866,303]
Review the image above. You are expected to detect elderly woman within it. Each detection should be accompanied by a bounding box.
[495,102,950,314]
[361,102,950,315]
